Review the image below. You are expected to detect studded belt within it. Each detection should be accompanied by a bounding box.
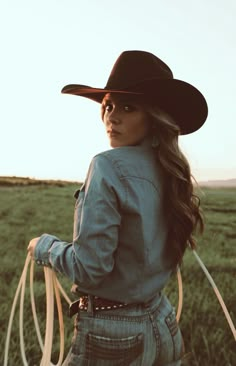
[69,295,129,317]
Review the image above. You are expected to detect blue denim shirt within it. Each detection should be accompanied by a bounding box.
[35,143,173,303]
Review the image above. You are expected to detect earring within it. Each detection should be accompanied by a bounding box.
[152,135,159,148]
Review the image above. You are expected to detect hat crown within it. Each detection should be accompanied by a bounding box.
[105,50,173,90]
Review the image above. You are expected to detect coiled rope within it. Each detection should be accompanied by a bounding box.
[4,253,72,366]
[4,250,235,365]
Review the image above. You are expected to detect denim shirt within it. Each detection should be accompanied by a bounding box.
[35,143,173,303]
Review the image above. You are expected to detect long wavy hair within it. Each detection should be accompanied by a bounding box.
[146,104,204,267]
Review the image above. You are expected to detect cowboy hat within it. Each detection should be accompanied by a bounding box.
[61,50,208,135]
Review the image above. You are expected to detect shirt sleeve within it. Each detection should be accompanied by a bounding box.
[34,154,124,289]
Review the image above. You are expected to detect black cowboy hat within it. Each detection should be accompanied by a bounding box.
[61,50,208,135]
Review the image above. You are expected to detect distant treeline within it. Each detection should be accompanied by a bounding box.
[1,175,236,188]
[0,176,81,187]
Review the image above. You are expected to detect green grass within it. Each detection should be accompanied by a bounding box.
[0,179,235,365]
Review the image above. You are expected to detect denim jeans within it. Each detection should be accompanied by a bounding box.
[62,293,183,365]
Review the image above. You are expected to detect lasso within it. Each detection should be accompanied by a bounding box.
[4,253,72,366]
[4,250,236,365]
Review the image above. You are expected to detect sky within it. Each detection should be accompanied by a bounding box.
[1,0,236,182]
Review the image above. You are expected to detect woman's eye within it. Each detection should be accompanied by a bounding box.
[105,104,113,112]
[124,105,133,112]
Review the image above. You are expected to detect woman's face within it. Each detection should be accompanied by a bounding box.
[101,93,150,148]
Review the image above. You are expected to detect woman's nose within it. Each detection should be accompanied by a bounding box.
[107,110,121,125]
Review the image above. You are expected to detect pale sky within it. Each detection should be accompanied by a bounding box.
[1,0,236,182]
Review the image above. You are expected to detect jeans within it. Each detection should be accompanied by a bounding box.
[63,293,183,365]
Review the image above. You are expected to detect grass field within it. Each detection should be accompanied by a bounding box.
[0,178,235,365]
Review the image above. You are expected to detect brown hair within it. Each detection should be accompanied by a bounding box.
[147,105,204,267]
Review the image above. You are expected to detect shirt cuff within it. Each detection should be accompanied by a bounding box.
[34,233,60,267]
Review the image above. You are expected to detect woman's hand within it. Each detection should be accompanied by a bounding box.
[27,237,40,258]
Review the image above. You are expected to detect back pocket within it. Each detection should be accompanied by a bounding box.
[165,310,182,361]
[85,332,144,365]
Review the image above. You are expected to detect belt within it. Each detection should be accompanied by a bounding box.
[69,295,129,317]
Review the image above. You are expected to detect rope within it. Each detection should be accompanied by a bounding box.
[176,267,183,323]
[192,249,236,341]
[30,259,44,352]
[4,254,31,366]
[19,252,28,366]
[52,271,66,366]
[4,253,72,366]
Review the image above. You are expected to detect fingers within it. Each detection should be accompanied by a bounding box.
[27,237,40,258]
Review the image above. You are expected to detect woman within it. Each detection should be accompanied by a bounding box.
[28,50,208,365]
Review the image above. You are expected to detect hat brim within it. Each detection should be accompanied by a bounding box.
[61,79,208,135]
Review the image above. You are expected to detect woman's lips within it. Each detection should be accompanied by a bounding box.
[107,129,121,137]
